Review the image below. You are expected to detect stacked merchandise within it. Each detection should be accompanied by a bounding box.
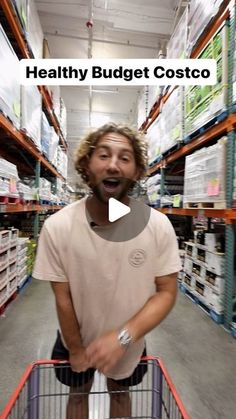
[21,85,42,151]
[137,87,148,128]
[147,173,184,208]
[181,230,225,320]
[161,175,184,208]
[0,159,19,202]
[13,0,44,58]
[146,174,161,207]
[159,88,184,155]
[0,228,19,308]
[41,113,51,160]
[41,113,60,165]
[185,21,228,137]
[146,86,162,116]
[39,178,52,202]
[0,24,21,129]
[26,239,37,277]
[183,139,227,207]
[48,87,68,141]
[167,7,188,59]
[17,238,28,288]
[49,86,61,123]
[147,116,163,165]
[18,182,36,202]
[187,0,225,56]
[56,147,68,179]
[52,178,69,205]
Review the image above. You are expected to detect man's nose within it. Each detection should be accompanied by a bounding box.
[107,156,120,172]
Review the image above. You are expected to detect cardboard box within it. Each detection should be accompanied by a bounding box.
[184,257,193,275]
[205,272,224,294]
[206,252,224,276]
[204,232,225,253]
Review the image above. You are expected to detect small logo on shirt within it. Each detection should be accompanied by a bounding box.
[128,249,146,267]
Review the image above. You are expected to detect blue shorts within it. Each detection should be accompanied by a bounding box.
[51,330,147,388]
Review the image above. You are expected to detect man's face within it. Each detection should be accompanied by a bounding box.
[86,132,139,203]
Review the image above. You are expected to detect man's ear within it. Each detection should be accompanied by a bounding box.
[134,168,141,181]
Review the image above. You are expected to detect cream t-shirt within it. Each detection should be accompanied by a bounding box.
[33,197,181,379]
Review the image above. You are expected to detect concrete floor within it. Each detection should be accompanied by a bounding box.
[0,279,236,418]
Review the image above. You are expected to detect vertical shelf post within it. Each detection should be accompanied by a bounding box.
[33,160,41,240]
[160,167,165,206]
[224,223,235,328]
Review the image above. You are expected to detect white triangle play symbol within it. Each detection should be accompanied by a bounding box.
[109,198,130,222]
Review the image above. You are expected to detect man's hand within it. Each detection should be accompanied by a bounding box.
[69,347,91,373]
[86,331,126,375]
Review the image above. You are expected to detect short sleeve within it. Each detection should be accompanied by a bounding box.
[154,214,182,277]
[33,223,68,282]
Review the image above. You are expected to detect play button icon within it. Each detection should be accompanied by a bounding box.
[85,178,151,242]
[109,198,130,222]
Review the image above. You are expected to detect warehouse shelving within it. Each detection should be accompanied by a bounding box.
[0,0,68,251]
[0,114,64,180]
[143,0,236,332]
[0,204,63,214]
[0,0,67,151]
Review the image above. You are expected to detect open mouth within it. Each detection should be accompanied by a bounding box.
[102,178,121,192]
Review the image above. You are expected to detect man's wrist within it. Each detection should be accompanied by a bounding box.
[117,328,133,348]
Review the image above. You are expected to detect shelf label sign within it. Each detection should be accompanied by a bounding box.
[19,59,217,86]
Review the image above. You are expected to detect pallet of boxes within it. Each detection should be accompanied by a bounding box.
[183,138,227,209]
[0,229,19,313]
[180,230,225,324]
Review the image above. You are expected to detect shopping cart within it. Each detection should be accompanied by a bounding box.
[1,356,189,419]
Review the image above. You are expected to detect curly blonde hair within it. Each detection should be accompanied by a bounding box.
[74,123,148,183]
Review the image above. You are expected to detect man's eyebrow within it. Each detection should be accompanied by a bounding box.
[95,144,134,154]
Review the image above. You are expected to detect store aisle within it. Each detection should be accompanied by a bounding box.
[0,279,236,419]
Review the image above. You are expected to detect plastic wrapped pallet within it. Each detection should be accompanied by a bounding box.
[56,147,68,178]
[49,86,61,122]
[21,85,42,150]
[183,138,227,206]
[41,112,51,159]
[39,178,52,201]
[18,182,35,201]
[146,86,161,116]
[160,87,184,155]
[26,0,43,58]
[0,25,21,129]
[185,22,228,137]
[146,173,161,207]
[49,129,60,165]
[187,0,225,56]
[0,159,19,198]
[167,7,188,59]
[137,87,148,128]
[146,116,162,165]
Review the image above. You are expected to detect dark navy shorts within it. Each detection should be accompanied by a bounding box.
[51,330,148,388]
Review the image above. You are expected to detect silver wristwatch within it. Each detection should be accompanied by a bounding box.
[118,328,132,348]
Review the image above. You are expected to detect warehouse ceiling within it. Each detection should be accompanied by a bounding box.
[35,0,187,187]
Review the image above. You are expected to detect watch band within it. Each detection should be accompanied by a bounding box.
[118,328,132,347]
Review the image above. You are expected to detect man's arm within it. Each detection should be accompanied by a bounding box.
[124,272,178,342]
[86,272,177,374]
[51,282,90,372]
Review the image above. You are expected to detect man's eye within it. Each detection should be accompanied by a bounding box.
[99,154,109,159]
[121,156,130,162]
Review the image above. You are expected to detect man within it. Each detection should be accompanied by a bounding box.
[33,123,181,418]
